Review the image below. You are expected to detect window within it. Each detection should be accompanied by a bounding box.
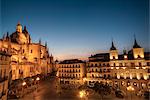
[119,63,123,66]
[100,69,102,73]
[103,69,106,72]
[108,74,111,79]
[76,65,78,67]
[31,50,32,53]
[113,63,116,67]
[103,63,106,66]
[95,69,98,72]
[104,74,106,78]
[139,62,142,66]
[23,49,24,53]
[131,63,135,67]
[138,55,141,58]
[107,63,110,67]
[92,69,94,72]
[95,64,97,67]
[147,62,150,66]
[113,56,115,59]
[92,74,94,78]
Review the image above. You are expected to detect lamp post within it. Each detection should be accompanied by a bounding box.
[127,86,135,100]
[22,81,26,97]
[79,90,88,100]
[36,77,40,89]
[83,78,87,85]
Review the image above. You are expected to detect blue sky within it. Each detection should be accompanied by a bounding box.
[1,0,149,60]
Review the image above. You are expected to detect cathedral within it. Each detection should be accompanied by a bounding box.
[0,22,54,80]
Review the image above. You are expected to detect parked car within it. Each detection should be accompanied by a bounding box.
[144,91,150,99]
[8,94,20,99]
[115,90,124,98]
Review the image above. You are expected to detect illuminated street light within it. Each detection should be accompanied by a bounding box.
[79,90,86,98]
[127,86,135,100]
[36,77,40,81]
[83,78,87,82]
[127,86,135,91]
[22,81,26,97]
[22,81,26,86]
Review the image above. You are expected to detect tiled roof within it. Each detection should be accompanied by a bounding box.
[59,59,84,64]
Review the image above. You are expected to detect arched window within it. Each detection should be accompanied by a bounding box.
[138,55,141,58]
[92,74,94,78]
[107,63,110,67]
[76,65,78,68]
[22,49,24,53]
[78,65,80,68]
[99,63,101,66]
[103,63,106,66]
[113,63,116,67]
[95,69,98,72]
[113,56,115,59]
[92,69,94,72]
[95,64,97,67]
[139,62,142,66]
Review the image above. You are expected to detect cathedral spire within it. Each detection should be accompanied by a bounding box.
[39,38,41,45]
[24,26,26,30]
[6,32,9,40]
[133,35,141,48]
[45,41,47,47]
[110,39,116,50]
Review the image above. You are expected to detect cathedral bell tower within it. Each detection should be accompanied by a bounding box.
[132,37,144,59]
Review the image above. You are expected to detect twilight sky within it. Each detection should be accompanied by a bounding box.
[0,0,149,60]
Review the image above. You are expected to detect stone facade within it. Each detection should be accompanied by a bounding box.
[0,22,54,80]
[57,59,86,86]
[0,51,11,100]
[57,39,150,94]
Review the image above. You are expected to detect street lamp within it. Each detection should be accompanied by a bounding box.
[83,78,87,82]
[83,78,87,85]
[22,81,26,97]
[79,90,86,98]
[127,86,135,100]
[22,81,26,86]
[79,90,88,100]
[36,77,40,81]
[36,77,40,90]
